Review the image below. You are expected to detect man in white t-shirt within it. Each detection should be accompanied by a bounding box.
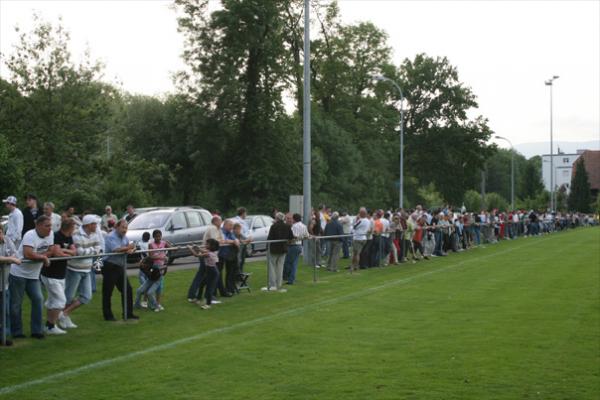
[9,215,55,339]
[351,208,370,272]
[2,196,23,249]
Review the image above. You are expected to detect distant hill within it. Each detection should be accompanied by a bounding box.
[514,140,600,159]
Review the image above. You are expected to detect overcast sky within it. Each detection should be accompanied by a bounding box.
[1,0,599,151]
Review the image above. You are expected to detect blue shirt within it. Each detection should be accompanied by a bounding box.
[218,228,236,258]
[103,230,129,267]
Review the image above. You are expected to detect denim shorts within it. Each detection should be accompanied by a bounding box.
[64,269,92,305]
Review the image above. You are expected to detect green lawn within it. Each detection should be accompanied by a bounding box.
[1,228,599,399]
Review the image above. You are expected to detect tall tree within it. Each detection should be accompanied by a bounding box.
[568,158,591,212]
[520,156,545,200]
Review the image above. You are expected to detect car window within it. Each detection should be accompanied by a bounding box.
[171,212,188,230]
[128,212,170,230]
[200,210,213,225]
[253,217,265,229]
[186,211,204,227]
[263,216,274,226]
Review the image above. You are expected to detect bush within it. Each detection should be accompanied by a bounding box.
[485,192,509,212]
[463,190,483,213]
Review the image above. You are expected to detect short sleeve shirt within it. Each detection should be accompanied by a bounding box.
[10,229,54,279]
[41,230,72,279]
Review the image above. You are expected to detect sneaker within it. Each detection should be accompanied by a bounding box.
[45,325,67,335]
[140,301,148,309]
[31,333,45,339]
[278,288,287,293]
[154,308,161,313]
[58,314,78,329]
[211,300,222,305]
[157,304,164,311]
[187,298,198,303]
[200,304,211,310]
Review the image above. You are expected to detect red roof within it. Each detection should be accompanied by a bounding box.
[573,150,600,190]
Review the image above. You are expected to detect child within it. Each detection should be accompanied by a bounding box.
[137,232,151,308]
[149,230,169,310]
[188,239,219,310]
[134,230,167,312]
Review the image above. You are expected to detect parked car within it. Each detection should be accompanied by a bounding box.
[244,215,274,256]
[126,207,213,264]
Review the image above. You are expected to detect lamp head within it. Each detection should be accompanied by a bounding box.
[372,74,386,81]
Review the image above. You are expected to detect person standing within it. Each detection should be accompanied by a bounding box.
[60,215,103,328]
[283,213,309,284]
[9,215,55,339]
[41,218,76,335]
[124,205,137,223]
[219,220,240,296]
[187,215,224,303]
[102,220,138,321]
[0,228,20,346]
[101,206,118,232]
[324,212,344,272]
[339,211,352,259]
[264,212,293,292]
[43,202,62,233]
[231,207,251,271]
[2,196,23,249]
[21,194,41,237]
[351,208,370,272]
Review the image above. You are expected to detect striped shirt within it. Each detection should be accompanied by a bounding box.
[68,226,103,271]
[291,221,309,245]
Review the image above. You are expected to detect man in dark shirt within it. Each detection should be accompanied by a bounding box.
[324,212,344,272]
[22,194,41,236]
[124,205,137,223]
[40,218,76,335]
[265,212,293,292]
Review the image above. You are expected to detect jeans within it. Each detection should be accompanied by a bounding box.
[187,259,206,300]
[473,226,481,245]
[90,269,97,293]
[205,266,219,305]
[370,236,381,267]
[341,236,351,258]
[65,269,92,305]
[283,244,302,284]
[9,274,43,336]
[135,275,160,309]
[1,289,10,337]
[224,256,240,294]
[101,262,134,319]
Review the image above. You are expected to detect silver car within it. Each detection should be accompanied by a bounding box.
[126,207,213,264]
[244,215,274,256]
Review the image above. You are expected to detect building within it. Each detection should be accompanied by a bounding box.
[541,150,582,193]
[571,150,600,198]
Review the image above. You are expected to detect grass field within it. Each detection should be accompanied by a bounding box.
[1,227,599,399]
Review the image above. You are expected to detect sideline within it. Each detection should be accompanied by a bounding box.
[0,230,585,396]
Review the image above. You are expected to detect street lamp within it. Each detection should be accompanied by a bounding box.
[373,74,405,209]
[495,135,515,210]
[545,75,559,211]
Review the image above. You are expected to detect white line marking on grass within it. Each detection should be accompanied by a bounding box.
[0,234,572,396]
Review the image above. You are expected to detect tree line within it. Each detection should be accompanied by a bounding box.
[2,1,591,216]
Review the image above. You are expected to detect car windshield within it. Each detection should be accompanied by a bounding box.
[128,212,170,230]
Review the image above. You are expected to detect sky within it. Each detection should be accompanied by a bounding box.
[1,0,599,153]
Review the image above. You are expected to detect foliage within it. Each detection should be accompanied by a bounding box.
[416,182,445,210]
[463,189,484,212]
[568,158,592,213]
[520,156,545,200]
[485,192,509,212]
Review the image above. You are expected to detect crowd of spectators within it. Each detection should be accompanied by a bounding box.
[1,193,597,346]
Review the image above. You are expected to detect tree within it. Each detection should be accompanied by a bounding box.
[520,156,544,199]
[485,192,509,212]
[463,189,483,213]
[568,158,592,212]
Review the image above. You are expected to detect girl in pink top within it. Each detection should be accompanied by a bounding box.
[149,230,170,310]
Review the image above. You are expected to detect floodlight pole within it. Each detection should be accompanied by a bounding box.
[545,75,559,211]
[302,0,311,225]
[374,75,405,209]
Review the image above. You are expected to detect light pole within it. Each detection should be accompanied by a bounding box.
[545,75,559,211]
[495,135,515,210]
[302,0,311,226]
[373,74,405,210]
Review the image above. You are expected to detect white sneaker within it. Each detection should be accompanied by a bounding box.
[211,300,222,305]
[140,301,148,309]
[46,325,67,335]
[157,304,164,311]
[187,298,197,303]
[200,304,211,310]
[278,288,287,293]
[58,314,78,329]
[154,307,161,313]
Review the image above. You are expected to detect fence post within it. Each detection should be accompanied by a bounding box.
[266,242,271,291]
[1,265,6,346]
[313,237,318,283]
[123,255,128,321]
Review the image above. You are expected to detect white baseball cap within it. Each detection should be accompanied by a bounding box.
[82,214,98,226]
[2,196,17,205]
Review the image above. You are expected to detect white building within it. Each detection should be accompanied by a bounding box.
[541,150,584,193]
